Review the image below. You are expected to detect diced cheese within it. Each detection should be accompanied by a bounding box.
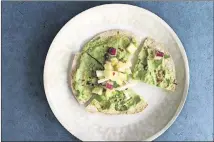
[115,61,124,70]
[116,61,132,72]
[103,70,120,80]
[111,72,119,81]
[126,43,137,54]
[98,78,109,84]
[96,70,104,77]
[118,72,127,81]
[116,61,125,72]
[104,62,113,70]
[110,57,118,66]
[104,70,113,79]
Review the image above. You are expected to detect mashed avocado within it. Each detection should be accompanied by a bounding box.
[133,46,175,90]
[72,35,177,114]
[91,89,143,111]
[83,32,137,64]
[73,53,103,102]
[73,32,139,105]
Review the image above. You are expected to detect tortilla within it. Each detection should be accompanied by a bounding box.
[70,29,141,105]
[70,31,176,115]
[70,52,103,104]
[86,97,148,115]
[133,37,176,91]
[70,53,81,103]
[86,89,148,114]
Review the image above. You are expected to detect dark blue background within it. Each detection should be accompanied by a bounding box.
[2,1,213,141]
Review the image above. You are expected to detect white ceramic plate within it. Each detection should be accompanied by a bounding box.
[43,4,189,141]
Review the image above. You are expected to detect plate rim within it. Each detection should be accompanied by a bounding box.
[43,4,190,141]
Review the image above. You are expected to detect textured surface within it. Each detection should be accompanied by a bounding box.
[2,1,213,141]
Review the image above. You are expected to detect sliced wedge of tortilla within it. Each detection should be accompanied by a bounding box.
[133,37,176,91]
[82,30,141,64]
[86,89,148,114]
[70,52,103,104]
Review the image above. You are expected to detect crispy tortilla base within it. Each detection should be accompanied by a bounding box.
[143,37,176,91]
[70,53,88,104]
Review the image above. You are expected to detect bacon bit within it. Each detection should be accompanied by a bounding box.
[106,82,113,90]
[156,50,164,57]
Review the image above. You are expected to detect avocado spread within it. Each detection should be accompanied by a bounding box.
[91,89,142,111]
[133,46,175,90]
[73,53,103,102]
[83,33,137,64]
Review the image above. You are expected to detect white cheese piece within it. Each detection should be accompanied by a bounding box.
[98,78,109,84]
